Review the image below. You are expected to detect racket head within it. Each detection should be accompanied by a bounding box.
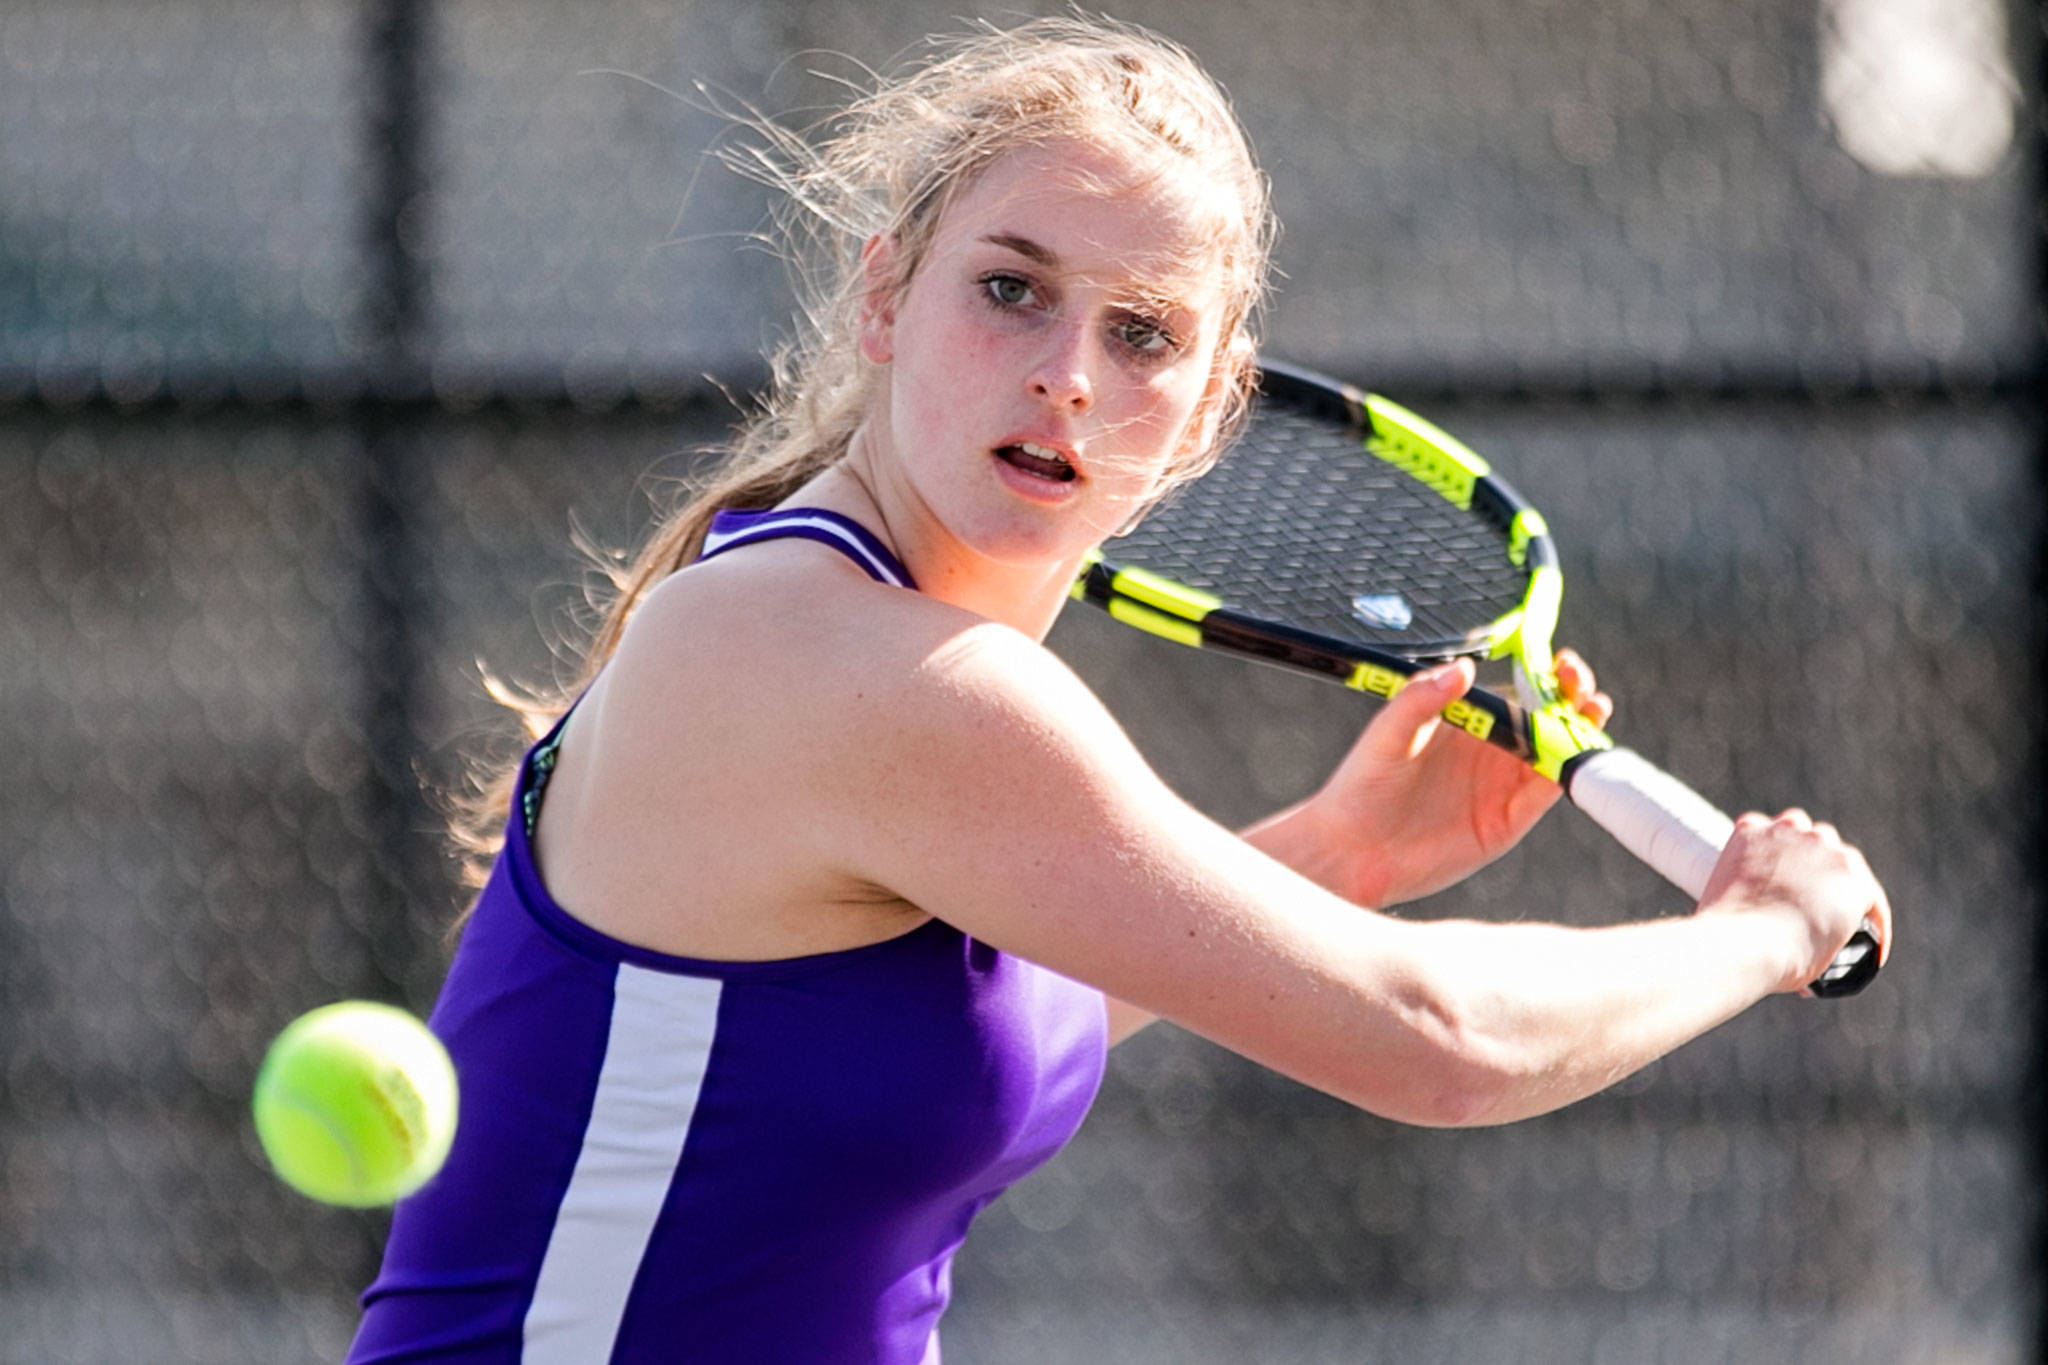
[1088,361,1560,672]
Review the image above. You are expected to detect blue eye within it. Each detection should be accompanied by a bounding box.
[983,274,1035,307]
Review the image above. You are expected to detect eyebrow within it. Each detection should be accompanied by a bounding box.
[980,232,1058,266]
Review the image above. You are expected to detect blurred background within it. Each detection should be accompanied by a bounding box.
[1,0,2041,1360]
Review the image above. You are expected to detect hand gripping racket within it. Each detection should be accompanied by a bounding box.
[1071,361,1881,998]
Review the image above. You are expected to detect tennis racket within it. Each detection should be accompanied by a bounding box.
[1071,361,1881,998]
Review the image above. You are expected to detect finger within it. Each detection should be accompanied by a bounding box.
[1363,659,1473,761]
[1554,649,1594,699]
[1577,689,1614,728]
[1849,845,1894,967]
[1398,658,1475,703]
[1775,808,1814,830]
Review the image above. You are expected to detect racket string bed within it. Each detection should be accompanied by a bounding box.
[1111,413,1529,657]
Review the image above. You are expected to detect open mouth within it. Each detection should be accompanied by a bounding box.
[995,442,1077,483]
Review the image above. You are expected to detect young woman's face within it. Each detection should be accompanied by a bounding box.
[859,139,1232,569]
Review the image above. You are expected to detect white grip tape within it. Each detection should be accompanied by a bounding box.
[1565,747,1733,901]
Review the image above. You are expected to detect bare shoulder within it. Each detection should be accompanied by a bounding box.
[535,540,1118,958]
[611,542,1094,742]
[608,539,1122,770]
[595,539,1173,911]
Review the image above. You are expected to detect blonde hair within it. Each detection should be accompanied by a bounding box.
[451,14,1276,887]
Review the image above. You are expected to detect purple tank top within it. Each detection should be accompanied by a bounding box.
[349,509,1107,1364]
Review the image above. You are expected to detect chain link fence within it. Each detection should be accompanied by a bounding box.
[1,1,2040,1361]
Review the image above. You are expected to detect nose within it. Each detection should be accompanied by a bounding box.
[1027,323,1094,412]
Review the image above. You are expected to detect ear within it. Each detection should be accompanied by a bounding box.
[857,234,901,366]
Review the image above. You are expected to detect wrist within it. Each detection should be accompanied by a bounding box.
[1694,892,1809,997]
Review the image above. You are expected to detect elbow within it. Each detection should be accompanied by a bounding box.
[1371,978,1524,1129]
[1404,1045,1515,1130]
[1411,1069,1511,1129]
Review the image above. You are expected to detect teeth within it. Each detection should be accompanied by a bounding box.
[1018,442,1069,465]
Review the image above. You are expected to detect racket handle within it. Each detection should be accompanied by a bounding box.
[1561,747,1881,998]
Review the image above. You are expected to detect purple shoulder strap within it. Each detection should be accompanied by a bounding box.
[698,508,917,589]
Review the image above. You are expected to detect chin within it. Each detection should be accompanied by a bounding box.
[949,505,1100,571]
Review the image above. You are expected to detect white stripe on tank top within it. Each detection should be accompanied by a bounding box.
[522,964,723,1363]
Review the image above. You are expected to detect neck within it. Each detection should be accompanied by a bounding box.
[790,433,1086,641]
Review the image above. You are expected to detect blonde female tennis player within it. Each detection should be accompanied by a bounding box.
[348,17,1889,1363]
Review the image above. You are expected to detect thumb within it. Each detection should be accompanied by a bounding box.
[1362,659,1474,762]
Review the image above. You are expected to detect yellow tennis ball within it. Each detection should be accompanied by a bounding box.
[252,1001,458,1208]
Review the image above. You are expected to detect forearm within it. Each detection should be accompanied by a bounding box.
[1370,908,1797,1126]
[1231,800,1794,1121]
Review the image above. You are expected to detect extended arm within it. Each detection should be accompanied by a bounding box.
[811,619,1883,1127]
